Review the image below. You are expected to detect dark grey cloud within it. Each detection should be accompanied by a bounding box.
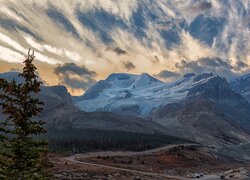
[201,57,233,68]
[175,57,236,79]
[114,47,127,55]
[54,63,97,91]
[54,63,96,76]
[236,61,248,68]
[122,61,136,71]
[155,70,180,80]
[188,1,212,15]
[151,55,160,64]
[233,61,249,71]
[175,59,204,73]
[106,47,127,55]
[197,1,212,11]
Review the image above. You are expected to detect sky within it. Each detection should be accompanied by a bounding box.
[0,0,250,95]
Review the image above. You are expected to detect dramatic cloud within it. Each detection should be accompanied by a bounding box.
[54,63,97,92]
[0,0,250,95]
[234,61,249,71]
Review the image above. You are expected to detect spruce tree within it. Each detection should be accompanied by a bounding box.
[0,50,48,179]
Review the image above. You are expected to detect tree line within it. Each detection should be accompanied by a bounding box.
[48,128,189,154]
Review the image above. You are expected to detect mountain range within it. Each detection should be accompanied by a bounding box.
[76,72,250,125]
[75,72,250,146]
[1,71,250,158]
[0,72,168,135]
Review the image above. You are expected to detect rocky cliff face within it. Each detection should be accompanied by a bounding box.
[230,73,250,103]
[187,74,250,131]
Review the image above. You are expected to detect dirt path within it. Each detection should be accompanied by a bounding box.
[64,152,223,180]
[64,155,188,180]
[55,143,249,180]
[62,144,200,180]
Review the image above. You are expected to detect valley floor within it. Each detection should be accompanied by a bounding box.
[50,144,250,180]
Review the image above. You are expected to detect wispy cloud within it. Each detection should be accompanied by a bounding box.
[24,35,81,62]
[0,32,26,53]
[0,45,24,63]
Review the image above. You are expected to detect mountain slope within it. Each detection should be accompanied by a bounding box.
[0,71,73,115]
[150,99,250,146]
[186,74,250,131]
[45,107,167,135]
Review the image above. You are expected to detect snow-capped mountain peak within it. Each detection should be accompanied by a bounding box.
[132,73,163,89]
[75,72,228,116]
[105,73,163,89]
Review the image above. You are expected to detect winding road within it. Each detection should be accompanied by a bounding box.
[61,144,199,180]
[64,154,188,180]
[62,143,223,180]
[52,142,250,179]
